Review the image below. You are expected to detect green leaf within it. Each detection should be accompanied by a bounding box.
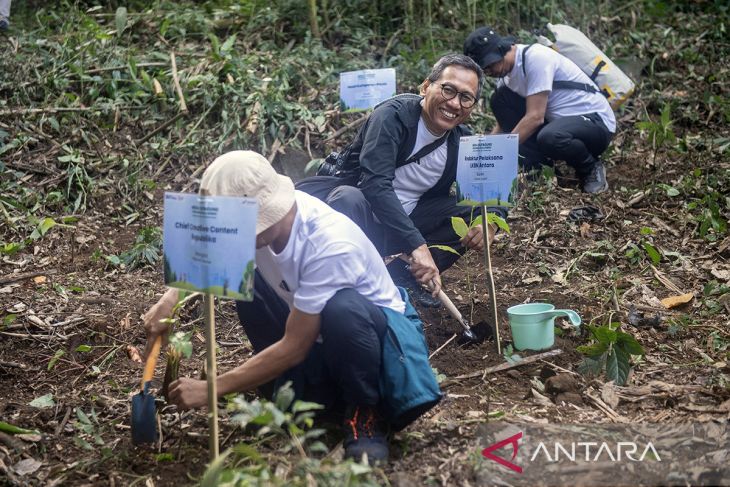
[605,347,632,385]
[2,314,17,330]
[274,383,295,412]
[291,401,324,413]
[487,213,510,234]
[616,332,645,356]
[451,217,469,239]
[232,442,264,463]
[75,345,92,353]
[578,354,606,377]
[428,244,461,256]
[30,217,57,241]
[29,393,55,409]
[639,226,654,235]
[577,342,609,357]
[155,453,175,462]
[48,349,65,371]
[0,421,39,435]
[642,242,661,265]
[593,326,618,344]
[115,7,128,35]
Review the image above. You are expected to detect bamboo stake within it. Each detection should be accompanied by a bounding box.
[203,294,219,460]
[481,206,501,355]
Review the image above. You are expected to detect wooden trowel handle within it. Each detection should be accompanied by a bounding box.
[437,289,465,324]
[141,335,162,390]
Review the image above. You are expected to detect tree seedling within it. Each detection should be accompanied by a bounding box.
[577,323,645,386]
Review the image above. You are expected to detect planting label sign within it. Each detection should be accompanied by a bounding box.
[456,134,519,207]
[339,68,396,111]
[163,192,257,301]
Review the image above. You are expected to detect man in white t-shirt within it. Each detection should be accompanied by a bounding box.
[464,27,615,193]
[142,151,441,464]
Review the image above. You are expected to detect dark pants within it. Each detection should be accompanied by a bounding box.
[235,271,387,410]
[297,176,495,275]
[490,86,612,173]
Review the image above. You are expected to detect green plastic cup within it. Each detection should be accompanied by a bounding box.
[507,303,581,351]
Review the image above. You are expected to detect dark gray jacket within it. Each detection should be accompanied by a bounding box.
[343,94,472,253]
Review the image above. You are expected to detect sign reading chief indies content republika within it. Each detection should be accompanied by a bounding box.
[456,134,519,207]
[163,192,257,300]
[339,68,396,112]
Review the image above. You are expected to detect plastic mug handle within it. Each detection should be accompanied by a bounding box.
[551,309,581,327]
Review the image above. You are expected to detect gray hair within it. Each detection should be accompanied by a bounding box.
[426,53,485,100]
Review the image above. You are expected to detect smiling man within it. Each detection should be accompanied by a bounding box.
[298,54,506,308]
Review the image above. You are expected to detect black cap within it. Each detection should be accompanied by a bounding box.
[464,27,515,68]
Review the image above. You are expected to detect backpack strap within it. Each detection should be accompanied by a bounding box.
[522,43,606,98]
[404,134,448,165]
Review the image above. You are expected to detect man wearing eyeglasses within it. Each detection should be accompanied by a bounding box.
[297,54,507,308]
[464,27,614,194]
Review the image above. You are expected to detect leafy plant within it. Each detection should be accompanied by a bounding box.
[202,382,379,486]
[162,331,193,402]
[636,102,676,167]
[577,323,645,386]
[118,226,162,270]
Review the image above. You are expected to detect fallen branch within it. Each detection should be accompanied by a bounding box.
[442,348,562,387]
[429,333,458,360]
[0,270,57,286]
[136,111,185,145]
[170,51,188,112]
[322,113,368,143]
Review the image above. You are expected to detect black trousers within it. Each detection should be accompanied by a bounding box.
[296,176,499,274]
[235,271,387,410]
[490,86,612,173]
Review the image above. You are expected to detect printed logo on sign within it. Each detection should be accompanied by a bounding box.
[482,431,523,473]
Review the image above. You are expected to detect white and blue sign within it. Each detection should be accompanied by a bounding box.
[163,192,257,300]
[456,134,519,207]
[339,68,396,112]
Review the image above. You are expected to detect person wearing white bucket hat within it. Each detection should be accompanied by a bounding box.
[142,150,441,464]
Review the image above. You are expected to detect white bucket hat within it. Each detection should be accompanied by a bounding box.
[200,150,295,235]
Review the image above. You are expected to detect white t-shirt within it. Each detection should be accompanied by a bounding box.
[393,115,448,214]
[255,191,405,315]
[498,44,616,133]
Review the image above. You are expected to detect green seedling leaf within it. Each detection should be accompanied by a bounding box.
[593,326,618,344]
[428,244,461,256]
[48,349,65,371]
[75,345,92,353]
[2,314,17,330]
[607,347,632,386]
[156,453,174,462]
[115,7,128,35]
[1,242,24,255]
[232,443,263,463]
[487,213,510,234]
[200,449,233,487]
[577,342,609,357]
[640,226,654,235]
[29,393,55,409]
[642,242,662,265]
[29,217,57,241]
[291,401,325,413]
[616,332,645,356]
[0,421,39,436]
[451,217,469,239]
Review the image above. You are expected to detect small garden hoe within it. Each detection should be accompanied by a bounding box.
[131,335,162,445]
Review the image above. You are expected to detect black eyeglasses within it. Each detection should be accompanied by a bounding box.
[439,83,477,108]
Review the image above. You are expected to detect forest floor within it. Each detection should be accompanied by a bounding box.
[1,3,729,486]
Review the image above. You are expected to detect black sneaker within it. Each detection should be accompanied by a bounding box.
[343,406,389,465]
[581,161,609,194]
[0,19,8,31]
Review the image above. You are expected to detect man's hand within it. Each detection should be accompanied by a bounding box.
[461,224,496,252]
[409,244,441,297]
[168,377,208,410]
[142,288,178,360]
